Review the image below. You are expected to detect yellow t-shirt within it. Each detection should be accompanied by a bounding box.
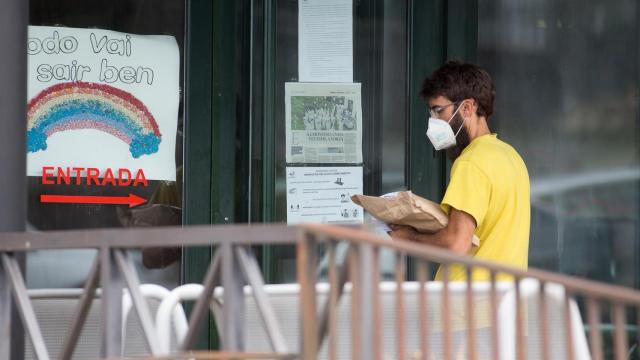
[435,134,530,281]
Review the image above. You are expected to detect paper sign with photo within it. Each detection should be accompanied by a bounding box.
[285,82,362,164]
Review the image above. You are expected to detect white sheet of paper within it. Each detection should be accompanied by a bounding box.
[285,82,362,163]
[298,0,353,82]
[26,26,180,181]
[287,166,363,225]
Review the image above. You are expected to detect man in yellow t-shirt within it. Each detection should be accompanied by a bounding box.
[390,61,530,281]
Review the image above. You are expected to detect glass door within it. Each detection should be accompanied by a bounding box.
[244,0,416,283]
[27,0,186,288]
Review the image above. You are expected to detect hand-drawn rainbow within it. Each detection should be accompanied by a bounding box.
[27,82,162,158]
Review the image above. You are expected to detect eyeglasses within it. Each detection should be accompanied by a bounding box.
[428,102,458,118]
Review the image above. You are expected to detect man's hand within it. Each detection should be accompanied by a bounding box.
[388,224,420,242]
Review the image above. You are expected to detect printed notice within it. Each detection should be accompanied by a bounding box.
[26,26,179,181]
[285,82,362,164]
[286,166,363,225]
[299,0,353,82]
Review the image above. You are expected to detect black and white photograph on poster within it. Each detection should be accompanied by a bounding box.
[286,166,363,225]
[285,83,362,164]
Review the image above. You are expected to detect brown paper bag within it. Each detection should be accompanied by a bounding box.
[351,191,480,246]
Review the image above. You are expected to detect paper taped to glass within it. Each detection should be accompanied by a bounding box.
[285,82,362,164]
[351,191,480,247]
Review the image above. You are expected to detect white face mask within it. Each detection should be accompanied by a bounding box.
[426,102,466,150]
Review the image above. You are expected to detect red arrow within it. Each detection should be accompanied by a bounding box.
[40,194,147,208]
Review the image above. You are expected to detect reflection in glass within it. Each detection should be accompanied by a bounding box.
[478,0,640,287]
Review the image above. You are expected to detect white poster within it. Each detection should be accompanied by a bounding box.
[299,0,353,82]
[26,26,180,181]
[285,82,362,164]
[286,166,363,225]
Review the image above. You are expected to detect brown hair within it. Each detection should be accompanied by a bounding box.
[419,60,496,119]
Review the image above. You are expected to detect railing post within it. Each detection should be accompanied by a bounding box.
[358,244,375,360]
[371,247,382,360]
[441,264,452,360]
[328,241,338,360]
[465,267,477,360]
[417,260,428,360]
[349,244,361,360]
[538,281,550,360]
[514,277,525,360]
[297,231,318,359]
[395,252,406,360]
[586,298,603,360]
[563,288,574,360]
[489,271,499,360]
[221,242,246,351]
[100,247,123,358]
[613,303,628,360]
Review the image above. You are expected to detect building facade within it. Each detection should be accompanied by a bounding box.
[2,0,639,350]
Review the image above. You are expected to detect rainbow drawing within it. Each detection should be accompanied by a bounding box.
[27,82,162,158]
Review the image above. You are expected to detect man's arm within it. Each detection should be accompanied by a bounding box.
[388,207,477,256]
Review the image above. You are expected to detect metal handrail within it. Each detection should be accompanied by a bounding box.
[1,224,300,360]
[302,224,640,305]
[299,224,639,360]
[1,223,639,360]
[0,223,298,251]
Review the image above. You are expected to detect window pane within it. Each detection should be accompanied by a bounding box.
[478,0,640,287]
[27,0,185,288]
[265,0,407,283]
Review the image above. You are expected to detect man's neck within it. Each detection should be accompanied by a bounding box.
[468,117,491,141]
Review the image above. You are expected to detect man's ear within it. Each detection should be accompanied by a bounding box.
[462,99,477,117]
